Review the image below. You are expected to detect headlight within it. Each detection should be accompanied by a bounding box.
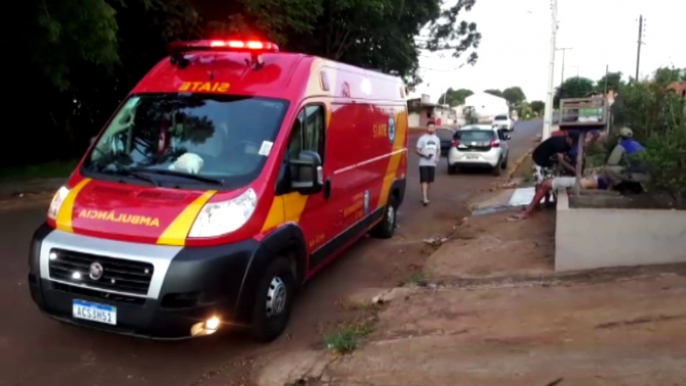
[48,186,70,219]
[188,188,257,238]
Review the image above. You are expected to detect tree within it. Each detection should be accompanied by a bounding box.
[530,100,545,115]
[553,77,595,107]
[6,0,483,167]
[596,71,625,93]
[2,0,201,166]
[438,88,473,106]
[484,89,503,98]
[653,67,683,86]
[502,86,526,105]
[198,0,482,87]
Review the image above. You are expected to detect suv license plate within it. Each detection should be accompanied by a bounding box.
[72,299,117,325]
[466,154,479,159]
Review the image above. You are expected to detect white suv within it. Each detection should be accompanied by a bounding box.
[447,125,511,176]
[493,114,514,131]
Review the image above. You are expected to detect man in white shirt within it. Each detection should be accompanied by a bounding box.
[415,121,440,206]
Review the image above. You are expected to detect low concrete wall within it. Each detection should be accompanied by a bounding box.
[555,189,686,272]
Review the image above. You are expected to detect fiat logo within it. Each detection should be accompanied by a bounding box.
[89,262,104,281]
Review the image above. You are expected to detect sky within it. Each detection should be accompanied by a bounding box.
[410,0,686,103]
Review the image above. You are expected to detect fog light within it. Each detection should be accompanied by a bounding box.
[205,316,220,331]
[190,315,221,337]
[49,252,58,260]
[71,272,82,280]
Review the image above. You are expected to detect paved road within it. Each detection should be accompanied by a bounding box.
[0,120,541,386]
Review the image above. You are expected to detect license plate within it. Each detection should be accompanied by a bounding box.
[72,299,117,325]
[466,154,479,159]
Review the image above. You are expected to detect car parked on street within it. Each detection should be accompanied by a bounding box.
[493,114,514,131]
[447,125,510,176]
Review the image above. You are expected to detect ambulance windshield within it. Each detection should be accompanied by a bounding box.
[83,94,288,189]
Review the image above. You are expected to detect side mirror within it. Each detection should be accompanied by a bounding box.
[289,150,323,194]
[504,134,512,140]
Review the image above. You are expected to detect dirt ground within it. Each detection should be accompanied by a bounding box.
[254,209,686,386]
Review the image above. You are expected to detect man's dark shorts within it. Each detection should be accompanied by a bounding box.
[419,166,436,183]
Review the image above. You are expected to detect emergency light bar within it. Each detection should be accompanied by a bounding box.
[168,39,279,53]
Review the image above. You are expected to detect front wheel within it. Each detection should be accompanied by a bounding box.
[371,201,397,239]
[250,257,296,343]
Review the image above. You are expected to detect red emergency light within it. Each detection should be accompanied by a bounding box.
[168,39,279,69]
[169,39,279,53]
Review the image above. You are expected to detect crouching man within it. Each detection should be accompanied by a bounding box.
[605,127,650,188]
[509,174,612,220]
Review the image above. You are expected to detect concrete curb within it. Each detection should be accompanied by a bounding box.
[507,145,536,180]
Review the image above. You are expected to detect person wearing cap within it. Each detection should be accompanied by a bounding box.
[604,127,649,187]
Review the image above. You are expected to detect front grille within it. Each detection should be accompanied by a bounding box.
[48,249,154,296]
[51,282,145,305]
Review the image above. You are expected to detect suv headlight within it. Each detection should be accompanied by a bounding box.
[188,188,257,238]
[48,186,70,220]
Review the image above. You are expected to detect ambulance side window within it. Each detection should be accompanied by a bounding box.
[287,105,325,161]
[277,105,326,194]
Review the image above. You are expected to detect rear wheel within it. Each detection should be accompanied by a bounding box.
[250,257,295,343]
[492,158,502,176]
[501,153,509,169]
[371,198,397,239]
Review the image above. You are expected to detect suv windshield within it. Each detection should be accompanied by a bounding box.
[456,130,495,141]
[435,128,455,140]
[83,94,288,190]
[494,115,508,120]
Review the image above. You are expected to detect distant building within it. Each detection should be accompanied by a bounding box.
[463,92,509,123]
[407,94,454,127]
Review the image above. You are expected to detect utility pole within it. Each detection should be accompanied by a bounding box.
[543,0,558,140]
[557,47,572,99]
[635,15,643,81]
[604,64,609,94]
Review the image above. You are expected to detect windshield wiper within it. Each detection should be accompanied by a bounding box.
[130,167,224,185]
[106,168,161,186]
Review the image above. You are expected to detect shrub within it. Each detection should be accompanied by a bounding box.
[611,81,686,206]
[638,96,686,206]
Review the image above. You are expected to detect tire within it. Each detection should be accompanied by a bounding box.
[492,158,502,176]
[501,153,509,169]
[447,163,457,175]
[250,257,296,343]
[371,198,397,239]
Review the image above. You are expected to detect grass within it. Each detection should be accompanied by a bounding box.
[0,159,78,182]
[402,270,428,287]
[337,299,382,312]
[324,321,375,354]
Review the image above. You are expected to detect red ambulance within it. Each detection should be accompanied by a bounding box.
[28,39,408,342]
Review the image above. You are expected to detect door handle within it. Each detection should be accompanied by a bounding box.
[324,178,332,200]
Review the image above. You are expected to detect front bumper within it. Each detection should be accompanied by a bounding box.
[28,224,259,339]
